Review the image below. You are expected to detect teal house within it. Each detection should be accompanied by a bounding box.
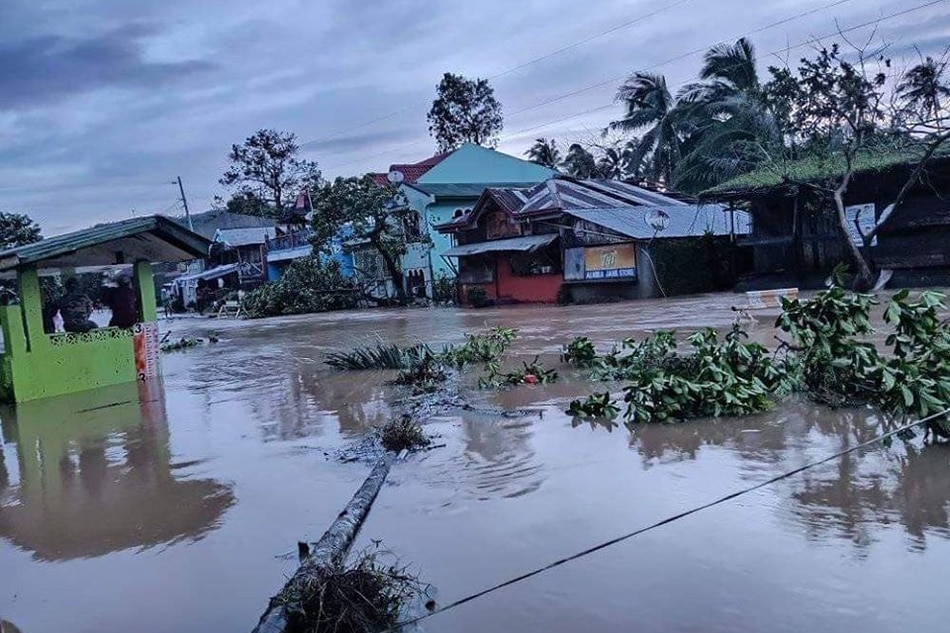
[391,143,555,296]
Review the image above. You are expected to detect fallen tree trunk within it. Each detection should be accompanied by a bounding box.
[252,455,394,633]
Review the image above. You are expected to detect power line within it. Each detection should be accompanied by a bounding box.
[323,0,937,173]
[299,0,697,149]
[394,408,950,630]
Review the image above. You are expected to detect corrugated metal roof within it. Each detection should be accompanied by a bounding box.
[519,178,691,215]
[566,205,749,239]
[0,215,210,272]
[408,182,536,198]
[214,227,277,247]
[443,233,557,257]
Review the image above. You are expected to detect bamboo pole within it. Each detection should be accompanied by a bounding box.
[251,455,393,633]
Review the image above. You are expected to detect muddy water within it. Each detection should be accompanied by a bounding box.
[2,294,950,632]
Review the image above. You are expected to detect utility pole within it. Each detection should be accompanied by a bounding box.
[175,176,194,232]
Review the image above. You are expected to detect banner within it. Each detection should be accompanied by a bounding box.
[582,243,637,280]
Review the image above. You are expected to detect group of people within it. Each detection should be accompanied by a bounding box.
[43,276,139,334]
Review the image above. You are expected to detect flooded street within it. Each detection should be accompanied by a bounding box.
[2,294,950,632]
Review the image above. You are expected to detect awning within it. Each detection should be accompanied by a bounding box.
[442,234,557,257]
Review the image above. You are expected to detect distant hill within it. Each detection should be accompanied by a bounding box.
[170,208,275,240]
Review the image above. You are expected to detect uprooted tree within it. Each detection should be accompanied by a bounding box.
[759,43,950,289]
[565,284,950,439]
[311,175,412,304]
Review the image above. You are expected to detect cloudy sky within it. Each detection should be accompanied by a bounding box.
[1,0,948,235]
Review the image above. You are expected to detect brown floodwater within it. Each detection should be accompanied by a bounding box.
[2,293,950,632]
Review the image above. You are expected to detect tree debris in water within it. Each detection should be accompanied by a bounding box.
[278,546,424,633]
[160,335,219,353]
[379,416,430,453]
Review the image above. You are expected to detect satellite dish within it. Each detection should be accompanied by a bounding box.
[645,209,670,232]
[387,170,405,183]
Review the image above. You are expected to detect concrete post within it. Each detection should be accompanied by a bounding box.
[133,260,157,322]
[18,267,47,351]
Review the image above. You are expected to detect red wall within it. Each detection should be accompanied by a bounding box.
[462,254,562,304]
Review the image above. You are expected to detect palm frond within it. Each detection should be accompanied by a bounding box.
[326,342,432,370]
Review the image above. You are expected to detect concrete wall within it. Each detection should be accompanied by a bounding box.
[460,254,562,305]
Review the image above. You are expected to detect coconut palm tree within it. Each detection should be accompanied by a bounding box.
[525,138,562,168]
[673,38,784,192]
[610,72,686,184]
[897,55,950,130]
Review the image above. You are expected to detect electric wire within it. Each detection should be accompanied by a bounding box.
[319,0,941,173]
[392,407,950,629]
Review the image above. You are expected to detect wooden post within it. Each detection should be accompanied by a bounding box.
[252,456,393,633]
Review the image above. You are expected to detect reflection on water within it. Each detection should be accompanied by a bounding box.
[461,413,543,500]
[0,382,233,561]
[3,296,950,633]
[619,400,950,551]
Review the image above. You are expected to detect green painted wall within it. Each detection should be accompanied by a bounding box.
[0,262,159,402]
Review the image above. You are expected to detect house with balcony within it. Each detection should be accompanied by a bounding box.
[397,143,556,297]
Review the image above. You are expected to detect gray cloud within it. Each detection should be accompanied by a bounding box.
[0,23,213,110]
[0,0,948,235]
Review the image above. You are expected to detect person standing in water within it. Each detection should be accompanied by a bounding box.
[106,274,139,328]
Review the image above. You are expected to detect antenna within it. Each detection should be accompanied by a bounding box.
[387,170,405,184]
[645,209,670,233]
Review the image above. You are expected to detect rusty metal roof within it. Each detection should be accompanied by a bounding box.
[442,233,557,257]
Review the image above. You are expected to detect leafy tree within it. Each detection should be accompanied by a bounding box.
[0,212,42,250]
[427,73,503,152]
[560,143,598,178]
[610,72,686,183]
[525,138,561,168]
[218,129,322,222]
[311,176,411,304]
[751,44,950,289]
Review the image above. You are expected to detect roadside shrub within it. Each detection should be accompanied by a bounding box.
[477,356,558,389]
[243,257,359,318]
[567,326,791,424]
[432,274,456,304]
[566,392,619,419]
[467,286,490,308]
[440,327,518,367]
[780,287,950,432]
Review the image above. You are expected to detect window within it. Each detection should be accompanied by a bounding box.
[458,256,495,283]
[509,245,560,277]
